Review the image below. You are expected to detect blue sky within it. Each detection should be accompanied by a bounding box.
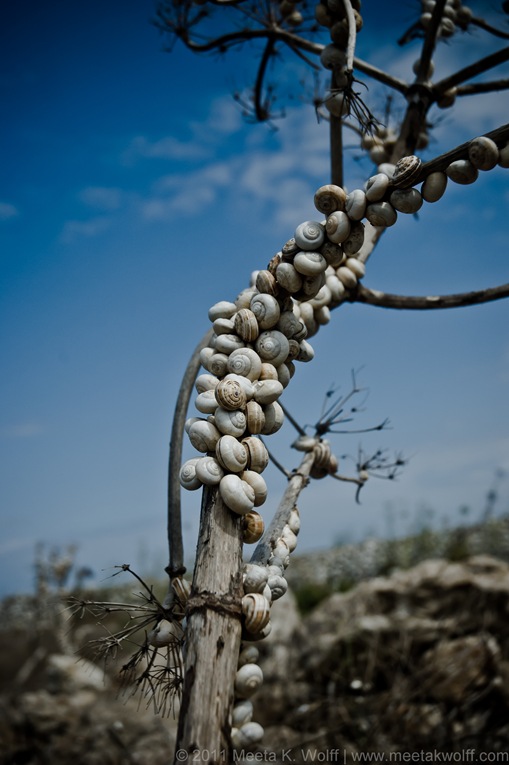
[1,1,508,597]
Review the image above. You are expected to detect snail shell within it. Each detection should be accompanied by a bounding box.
[231,721,265,749]
[241,470,268,507]
[277,310,301,338]
[148,619,182,648]
[208,301,237,322]
[242,594,271,635]
[391,155,422,187]
[227,347,263,382]
[255,269,278,296]
[195,373,219,394]
[233,309,260,343]
[321,241,345,268]
[345,188,367,221]
[446,159,478,185]
[498,142,509,168]
[288,507,301,534]
[267,574,288,601]
[275,261,303,293]
[389,187,423,214]
[468,136,499,171]
[212,317,235,336]
[250,293,281,330]
[315,305,331,326]
[293,250,327,277]
[214,333,245,355]
[277,362,292,388]
[259,362,278,381]
[421,171,447,202]
[326,273,346,303]
[238,645,259,667]
[309,284,331,309]
[195,455,224,486]
[171,576,191,609]
[199,346,214,370]
[215,378,247,411]
[345,258,366,279]
[365,172,390,202]
[235,287,257,309]
[214,406,247,437]
[255,330,290,367]
[320,43,347,70]
[297,339,315,362]
[242,436,269,473]
[245,400,265,434]
[219,473,255,515]
[365,201,397,227]
[287,338,301,361]
[232,700,254,727]
[326,210,351,244]
[293,434,317,451]
[185,416,201,434]
[314,184,346,215]
[252,379,283,406]
[336,266,357,289]
[188,419,222,452]
[261,401,284,435]
[292,319,307,342]
[297,272,326,301]
[243,563,269,593]
[294,220,325,251]
[242,510,265,544]
[206,352,229,377]
[216,435,249,472]
[195,389,219,414]
[224,373,254,401]
[343,221,365,256]
[282,237,299,258]
[179,458,202,491]
[270,538,290,569]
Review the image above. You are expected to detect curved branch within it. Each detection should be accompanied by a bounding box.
[254,36,276,120]
[434,45,509,96]
[182,24,323,57]
[457,79,509,96]
[354,283,509,310]
[352,57,409,95]
[471,15,509,41]
[166,328,213,578]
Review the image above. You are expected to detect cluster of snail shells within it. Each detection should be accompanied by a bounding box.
[315,0,362,48]
[278,0,304,27]
[420,0,473,39]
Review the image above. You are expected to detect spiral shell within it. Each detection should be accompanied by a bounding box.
[252,379,283,406]
[255,330,290,367]
[294,220,325,251]
[262,401,284,435]
[282,237,299,257]
[365,201,397,227]
[216,435,249,472]
[208,301,237,322]
[195,373,219,394]
[148,619,182,648]
[179,458,202,490]
[212,317,235,336]
[277,362,292,388]
[195,455,224,486]
[231,721,265,749]
[259,362,279,381]
[288,507,301,534]
[250,293,281,330]
[242,594,271,634]
[243,563,268,593]
[215,378,247,411]
[206,352,229,377]
[255,269,278,296]
[345,257,365,279]
[391,155,422,187]
[326,210,351,244]
[238,645,259,667]
[297,339,315,362]
[365,172,390,202]
[345,188,367,221]
[343,221,365,256]
[224,373,254,401]
[326,273,346,302]
[242,436,269,473]
[314,184,346,215]
[245,400,265,434]
[219,473,255,514]
[188,419,222,452]
[421,171,447,203]
[298,272,326,301]
[468,136,499,171]
[321,241,345,268]
[235,287,257,309]
[214,333,244,355]
[293,250,327,277]
[270,538,290,569]
[227,347,263,382]
[277,310,301,338]
[267,574,288,601]
[241,470,268,507]
[320,43,347,70]
[389,187,423,214]
[275,261,303,293]
[195,389,219,414]
[171,576,191,608]
[232,700,254,727]
[446,159,478,185]
[233,309,260,343]
[214,406,247,437]
[242,510,265,544]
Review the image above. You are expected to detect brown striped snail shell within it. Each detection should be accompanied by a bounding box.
[195,389,220,414]
[389,187,423,214]
[275,261,303,293]
[242,436,269,473]
[241,510,265,544]
[345,188,367,221]
[314,184,346,215]
[219,473,255,514]
[188,419,222,452]
[214,333,245,355]
[446,159,478,184]
[245,400,265,434]
[234,309,260,343]
[232,700,254,727]
[223,373,254,401]
[391,155,422,187]
[468,136,499,171]
[421,171,447,203]
[171,576,191,611]
[252,379,283,406]
[326,210,351,244]
[208,300,237,322]
[216,435,249,472]
[294,220,325,251]
[255,330,290,367]
[255,269,278,296]
[365,201,397,227]
[293,250,328,277]
[250,293,281,330]
[241,593,271,634]
[241,470,268,507]
[365,172,390,202]
[215,378,247,411]
[179,458,202,491]
[227,347,263,382]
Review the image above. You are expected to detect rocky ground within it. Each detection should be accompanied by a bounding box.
[2,525,509,763]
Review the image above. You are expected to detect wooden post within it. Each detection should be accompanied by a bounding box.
[174,485,244,764]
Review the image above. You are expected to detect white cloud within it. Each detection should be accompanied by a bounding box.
[60,216,111,243]
[79,186,123,210]
[124,134,211,164]
[0,202,19,220]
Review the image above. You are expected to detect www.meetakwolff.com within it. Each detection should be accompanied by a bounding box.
[230,749,509,763]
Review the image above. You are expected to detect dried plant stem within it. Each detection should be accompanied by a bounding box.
[354,283,509,310]
[435,46,509,97]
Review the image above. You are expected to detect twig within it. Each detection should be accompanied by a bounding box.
[434,45,509,97]
[354,283,509,310]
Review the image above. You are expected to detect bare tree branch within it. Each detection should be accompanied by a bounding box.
[471,15,509,41]
[354,283,509,311]
[457,79,509,96]
[352,57,409,95]
[434,46,509,97]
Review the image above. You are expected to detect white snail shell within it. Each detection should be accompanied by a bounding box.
[213,317,235,336]
[267,574,288,601]
[309,284,331,309]
[294,220,325,251]
[227,347,263,382]
[292,434,317,451]
[242,593,271,634]
[241,510,265,544]
[389,187,423,214]
[288,507,300,534]
[195,373,219,394]
[365,172,390,202]
[195,389,219,414]
[188,419,222,452]
[297,339,315,362]
[234,308,260,343]
[238,645,259,667]
[446,159,478,185]
[421,171,447,203]
[243,563,269,593]
[326,273,346,303]
[252,379,283,406]
[315,305,331,326]
[277,310,300,338]
[345,188,367,221]
[293,250,328,277]
[345,257,365,280]
[195,455,224,486]
[326,210,351,244]
[232,700,254,727]
[277,362,292,388]
[343,221,365,256]
[215,378,247,411]
[185,416,201,434]
[148,619,181,647]
[214,406,247,437]
[216,435,249,472]
[208,301,237,322]
[468,136,499,171]
[498,142,509,168]
[242,436,269,473]
[231,721,265,749]
[259,362,278,381]
[281,524,298,552]
[314,184,346,215]
[235,287,257,309]
[219,473,255,515]
[270,538,291,568]
[206,352,230,377]
[250,293,281,330]
[179,458,202,490]
[275,261,303,293]
[214,333,245,355]
[241,470,268,507]
[391,155,422,187]
[255,330,290,367]
[365,201,397,227]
